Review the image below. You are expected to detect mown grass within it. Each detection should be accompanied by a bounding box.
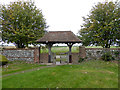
[2,61,46,75]
[2,60,118,88]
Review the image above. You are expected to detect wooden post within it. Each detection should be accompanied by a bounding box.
[69,45,72,63]
[47,43,53,63]
[53,53,56,64]
[67,43,73,63]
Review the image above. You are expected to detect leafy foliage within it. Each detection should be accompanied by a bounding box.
[1,1,47,48]
[78,1,120,48]
[101,52,115,61]
[0,55,8,66]
[114,51,119,57]
[78,57,85,63]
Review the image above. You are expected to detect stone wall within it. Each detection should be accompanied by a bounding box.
[85,48,120,60]
[1,48,40,62]
[1,46,119,64]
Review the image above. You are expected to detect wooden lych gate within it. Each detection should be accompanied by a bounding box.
[36,31,82,64]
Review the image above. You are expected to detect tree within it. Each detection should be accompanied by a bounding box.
[78,1,120,48]
[1,1,47,48]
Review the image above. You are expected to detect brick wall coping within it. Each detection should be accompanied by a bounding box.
[85,48,120,50]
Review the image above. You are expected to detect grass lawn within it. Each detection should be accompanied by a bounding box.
[2,60,118,88]
[2,61,46,75]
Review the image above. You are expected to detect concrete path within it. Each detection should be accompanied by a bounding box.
[56,62,61,65]
[2,65,56,77]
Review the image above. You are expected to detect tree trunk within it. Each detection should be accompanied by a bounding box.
[105,44,110,48]
[105,44,108,48]
[16,41,25,48]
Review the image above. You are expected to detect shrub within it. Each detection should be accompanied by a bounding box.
[78,57,85,63]
[101,52,115,61]
[114,51,119,57]
[0,55,8,66]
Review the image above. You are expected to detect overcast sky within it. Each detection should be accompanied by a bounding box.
[0,0,116,46]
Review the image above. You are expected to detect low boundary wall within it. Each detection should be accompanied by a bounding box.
[0,47,120,63]
[79,47,120,60]
[0,48,40,63]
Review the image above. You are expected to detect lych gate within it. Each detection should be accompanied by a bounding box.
[36,31,82,64]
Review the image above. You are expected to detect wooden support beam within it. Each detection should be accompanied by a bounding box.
[47,43,53,63]
[67,43,74,63]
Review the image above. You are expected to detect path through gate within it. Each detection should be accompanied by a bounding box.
[52,53,69,65]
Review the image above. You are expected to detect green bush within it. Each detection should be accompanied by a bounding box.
[78,57,85,63]
[101,52,115,61]
[114,51,119,57]
[0,55,8,66]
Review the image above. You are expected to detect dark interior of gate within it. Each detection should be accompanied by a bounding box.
[36,31,82,64]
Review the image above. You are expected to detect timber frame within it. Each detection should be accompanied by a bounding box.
[36,31,82,63]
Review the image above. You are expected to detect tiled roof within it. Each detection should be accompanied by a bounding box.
[36,31,82,43]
